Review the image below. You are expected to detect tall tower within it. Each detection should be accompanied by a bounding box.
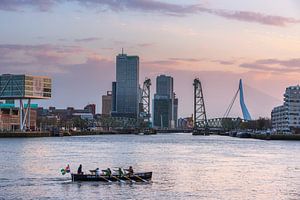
[156,75,173,99]
[153,75,178,128]
[115,52,139,118]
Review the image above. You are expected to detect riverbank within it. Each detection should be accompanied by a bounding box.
[251,133,300,140]
[0,130,134,138]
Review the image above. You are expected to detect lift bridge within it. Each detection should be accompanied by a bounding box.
[193,78,251,135]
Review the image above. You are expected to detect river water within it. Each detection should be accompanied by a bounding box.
[0,134,300,200]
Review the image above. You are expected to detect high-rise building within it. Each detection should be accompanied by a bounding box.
[271,85,300,133]
[153,97,172,128]
[111,82,117,113]
[156,75,173,98]
[173,96,178,128]
[102,91,112,116]
[153,75,178,128]
[113,52,139,118]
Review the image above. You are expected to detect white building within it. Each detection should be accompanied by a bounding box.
[271,85,300,132]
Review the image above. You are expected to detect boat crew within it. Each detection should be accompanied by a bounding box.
[102,168,111,177]
[77,164,83,174]
[118,168,125,177]
[127,166,134,175]
[95,168,100,176]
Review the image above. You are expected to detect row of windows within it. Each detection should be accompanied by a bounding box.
[25,82,51,88]
[24,77,50,82]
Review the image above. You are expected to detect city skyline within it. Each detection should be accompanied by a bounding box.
[0,1,300,119]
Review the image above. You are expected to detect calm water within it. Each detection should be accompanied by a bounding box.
[0,134,300,200]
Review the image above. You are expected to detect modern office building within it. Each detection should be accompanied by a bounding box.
[153,75,178,128]
[111,82,117,113]
[156,75,174,98]
[112,52,139,119]
[173,97,178,128]
[0,74,51,99]
[102,91,112,116]
[271,85,300,132]
[153,97,172,128]
[0,74,51,131]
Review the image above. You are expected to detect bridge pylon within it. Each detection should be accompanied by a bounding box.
[139,78,151,129]
[193,78,209,135]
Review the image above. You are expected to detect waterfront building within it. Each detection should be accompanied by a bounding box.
[37,104,95,122]
[178,116,193,129]
[0,106,37,131]
[173,97,178,128]
[0,74,51,131]
[111,82,117,113]
[271,85,300,132]
[112,51,139,119]
[153,97,172,128]
[84,104,96,116]
[153,75,178,128]
[102,91,112,116]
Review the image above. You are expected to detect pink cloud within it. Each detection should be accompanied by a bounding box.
[0,0,298,27]
[240,58,300,73]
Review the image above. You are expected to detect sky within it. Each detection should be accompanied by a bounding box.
[0,0,300,119]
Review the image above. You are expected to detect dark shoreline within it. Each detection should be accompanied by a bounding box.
[0,130,134,138]
[1,131,300,141]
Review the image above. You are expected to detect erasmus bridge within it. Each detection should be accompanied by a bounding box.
[193,78,252,134]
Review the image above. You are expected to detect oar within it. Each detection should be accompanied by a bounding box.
[100,176,112,183]
[123,175,136,183]
[112,168,133,183]
[111,175,126,183]
[133,174,148,183]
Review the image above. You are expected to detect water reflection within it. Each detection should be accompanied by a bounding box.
[0,134,300,199]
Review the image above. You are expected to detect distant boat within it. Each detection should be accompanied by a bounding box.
[137,128,157,135]
[71,172,152,182]
[236,131,252,138]
[229,131,237,137]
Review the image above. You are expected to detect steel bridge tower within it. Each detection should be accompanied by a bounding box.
[139,78,151,128]
[193,78,208,135]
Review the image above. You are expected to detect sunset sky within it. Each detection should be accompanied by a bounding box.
[0,0,300,119]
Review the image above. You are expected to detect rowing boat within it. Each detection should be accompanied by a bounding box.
[71,172,152,182]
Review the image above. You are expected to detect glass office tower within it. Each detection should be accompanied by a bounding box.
[115,53,139,118]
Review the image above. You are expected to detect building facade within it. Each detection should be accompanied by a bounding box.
[102,91,112,116]
[111,82,117,113]
[271,85,300,132]
[156,75,173,98]
[0,107,37,131]
[84,104,96,116]
[153,97,172,128]
[0,74,51,99]
[113,52,139,118]
[153,75,178,128]
[37,104,95,122]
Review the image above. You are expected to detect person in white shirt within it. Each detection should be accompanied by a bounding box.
[95,168,100,176]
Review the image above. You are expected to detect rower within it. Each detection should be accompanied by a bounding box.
[77,164,83,175]
[95,168,100,176]
[118,168,125,177]
[127,166,134,175]
[102,168,112,177]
